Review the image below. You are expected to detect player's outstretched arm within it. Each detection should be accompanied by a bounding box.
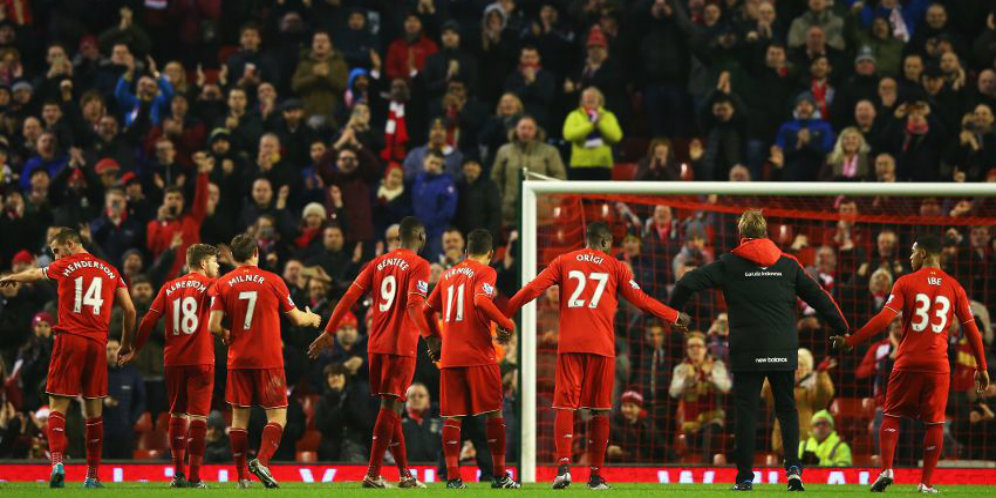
[474,294,516,344]
[831,307,898,352]
[115,287,138,366]
[954,286,990,394]
[287,306,321,328]
[0,268,45,286]
[505,261,561,317]
[308,283,366,359]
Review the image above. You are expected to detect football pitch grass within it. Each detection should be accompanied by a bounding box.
[0,482,992,497]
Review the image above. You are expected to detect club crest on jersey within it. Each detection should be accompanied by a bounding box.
[288,295,295,306]
[482,283,495,296]
[629,280,641,290]
[417,280,428,294]
[886,294,895,304]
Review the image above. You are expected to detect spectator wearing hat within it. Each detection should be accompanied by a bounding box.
[798,410,852,467]
[424,21,479,101]
[94,158,121,189]
[505,46,556,132]
[334,9,381,70]
[608,390,668,463]
[205,128,246,223]
[373,163,412,238]
[455,158,501,242]
[386,13,439,83]
[771,92,835,181]
[203,410,232,464]
[10,80,36,118]
[563,26,628,130]
[295,202,329,254]
[788,0,845,52]
[562,86,622,181]
[669,331,731,463]
[89,186,144,266]
[292,31,350,121]
[403,118,464,181]
[316,362,374,462]
[831,47,880,130]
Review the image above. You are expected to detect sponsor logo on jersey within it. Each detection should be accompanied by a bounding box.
[745,270,783,278]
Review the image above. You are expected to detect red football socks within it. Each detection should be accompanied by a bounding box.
[921,423,944,487]
[485,417,507,477]
[84,417,103,479]
[554,409,575,466]
[442,418,462,481]
[389,417,411,478]
[879,415,900,471]
[367,408,399,478]
[168,416,188,474]
[186,418,207,483]
[48,411,66,466]
[257,422,283,467]
[587,414,609,477]
[230,428,249,480]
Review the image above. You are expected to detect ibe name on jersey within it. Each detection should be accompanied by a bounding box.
[51,259,117,280]
[927,276,943,286]
[165,279,208,296]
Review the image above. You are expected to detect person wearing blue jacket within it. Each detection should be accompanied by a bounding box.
[413,149,458,261]
[772,92,835,181]
[114,67,174,127]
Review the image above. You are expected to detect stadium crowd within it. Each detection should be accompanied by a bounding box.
[0,0,994,475]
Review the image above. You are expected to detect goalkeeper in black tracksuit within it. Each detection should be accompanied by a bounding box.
[670,209,848,492]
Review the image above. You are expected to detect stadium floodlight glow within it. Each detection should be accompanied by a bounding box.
[518,177,996,484]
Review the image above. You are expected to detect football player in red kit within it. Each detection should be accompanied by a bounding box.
[0,228,136,488]
[422,229,520,489]
[832,235,989,494]
[208,235,321,488]
[119,244,220,488]
[504,222,690,490]
[308,217,433,488]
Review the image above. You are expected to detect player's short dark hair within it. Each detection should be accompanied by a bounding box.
[586,221,612,246]
[164,185,184,197]
[466,229,493,256]
[916,234,943,255]
[399,216,424,244]
[48,227,81,246]
[186,243,218,269]
[230,234,258,263]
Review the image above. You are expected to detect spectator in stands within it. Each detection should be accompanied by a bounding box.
[563,26,628,131]
[698,75,749,181]
[317,130,381,247]
[455,159,501,242]
[146,154,211,279]
[636,138,681,182]
[401,382,442,464]
[334,9,380,71]
[831,48,880,130]
[103,338,146,459]
[373,164,411,237]
[19,133,66,192]
[608,390,667,463]
[218,87,262,156]
[146,95,205,171]
[788,0,845,51]
[798,410,852,467]
[316,363,373,462]
[305,225,355,286]
[114,59,173,128]
[89,187,143,266]
[882,97,947,182]
[480,93,524,162]
[922,63,965,136]
[763,348,835,454]
[669,332,731,463]
[291,31,349,122]
[240,177,295,241]
[225,23,270,91]
[13,313,54,412]
[505,46,556,131]
[424,21,479,101]
[632,322,673,430]
[385,13,439,83]
[203,411,231,464]
[946,105,996,183]
[772,92,835,181]
[706,313,730,365]
[490,116,565,227]
[562,87,622,181]
[439,228,465,269]
[853,99,883,151]
[845,11,903,79]
[403,118,464,181]
[413,149,457,260]
[820,127,871,181]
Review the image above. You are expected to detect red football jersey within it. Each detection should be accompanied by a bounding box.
[508,248,679,357]
[210,265,294,369]
[353,248,429,357]
[426,259,501,367]
[885,267,974,374]
[149,273,216,366]
[43,252,127,344]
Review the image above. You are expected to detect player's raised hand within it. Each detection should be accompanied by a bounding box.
[116,343,135,366]
[425,335,441,362]
[829,334,852,352]
[307,332,335,359]
[673,312,691,333]
[977,370,991,396]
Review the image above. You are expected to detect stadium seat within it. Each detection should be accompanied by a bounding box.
[612,162,638,181]
[296,430,322,453]
[217,45,238,64]
[301,395,319,430]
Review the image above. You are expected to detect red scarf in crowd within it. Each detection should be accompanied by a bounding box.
[381,101,409,162]
[902,119,929,152]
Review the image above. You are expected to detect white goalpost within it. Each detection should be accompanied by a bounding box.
[517,179,996,483]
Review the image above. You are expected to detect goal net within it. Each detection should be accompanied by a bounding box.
[517,179,996,483]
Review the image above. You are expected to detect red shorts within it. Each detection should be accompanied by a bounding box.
[46,333,107,399]
[884,370,950,424]
[440,364,503,417]
[554,353,615,410]
[369,353,416,400]
[225,368,288,409]
[166,365,215,416]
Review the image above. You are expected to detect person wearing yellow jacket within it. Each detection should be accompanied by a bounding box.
[562,87,623,180]
[798,410,852,467]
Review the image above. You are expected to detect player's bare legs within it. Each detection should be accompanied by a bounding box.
[484,411,519,489]
[586,408,611,490]
[441,416,466,489]
[168,413,189,487]
[186,414,209,488]
[871,414,901,492]
[245,407,285,489]
[78,396,104,488]
[365,396,413,488]
[552,407,575,489]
